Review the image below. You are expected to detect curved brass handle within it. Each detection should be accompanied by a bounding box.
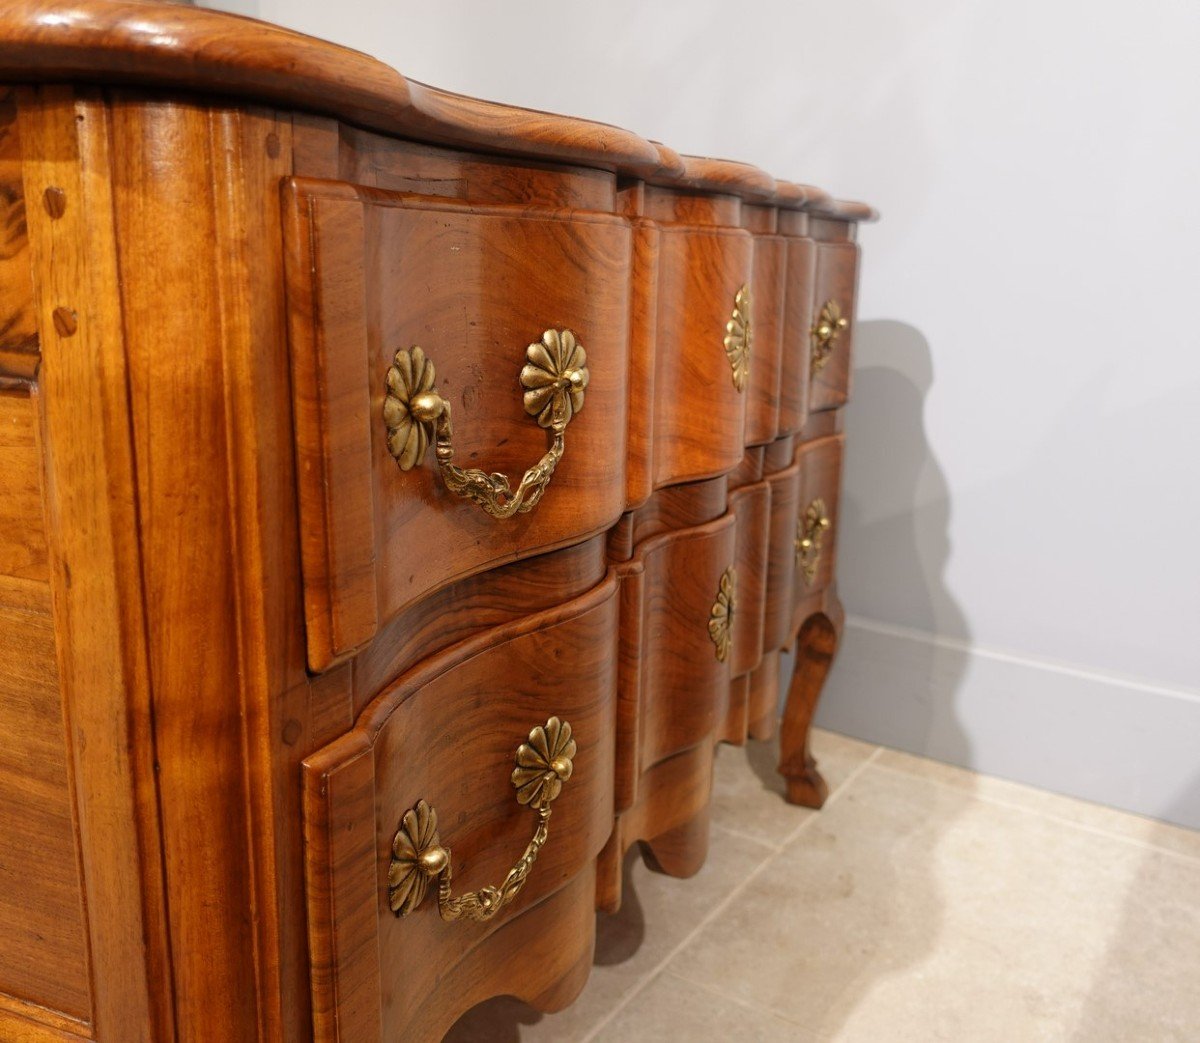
[388,717,577,923]
[383,330,588,519]
[796,498,831,586]
[811,299,849,376]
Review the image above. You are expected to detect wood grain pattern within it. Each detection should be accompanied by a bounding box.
[108,97,264,1041]
[794,434,845,600]
[0,88,36,380]
[624,218,660,509]
[0,1,671,178]
[18,85,172,1042]
[780,597,845,808]
[285,178,633,671]
[335,126,619,210]
[761,457,802,654]
[809,240,861,413]
[0,601,90,1025]
[349,536,607,712]
[729,479,770,679]
[303,577,619,1041]
[745,219,786,446]
[659,154,777,202]
[651,223,751,486]
[0,389,47,583]
[627,514,736,772]
[778,226,817,436]
[0,22,875,1037]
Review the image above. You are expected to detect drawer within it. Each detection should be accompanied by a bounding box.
[650,225,752,487]
[302,576,619,1042]
[619,513,737,774]
[809,241,860,413]
[744,233,787,446]
[794,434,844,602]
[729,479,770,677]
[283,178,633,671]
[778,235,817,436]
[762,456,802,653]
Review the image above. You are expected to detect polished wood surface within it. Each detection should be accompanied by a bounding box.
[304,578,619,1041]
[0,4,875,1039]
[284,178,633,670]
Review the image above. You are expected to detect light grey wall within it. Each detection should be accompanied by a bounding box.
[202,0,1200,827]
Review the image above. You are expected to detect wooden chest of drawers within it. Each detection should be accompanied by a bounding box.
[0,3,875,1039]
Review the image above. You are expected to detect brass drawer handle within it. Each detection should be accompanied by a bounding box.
[796,498,831,586]
[388,717,577,923]
[384,330,588,518]
[811,299,848,376]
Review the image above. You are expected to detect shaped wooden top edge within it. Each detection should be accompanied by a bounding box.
[775,180,830,209]
[775,182,878,221]
[404,79,666,178]
[0,0,878,210]
[0,0,671,175]
[650,153,778,201]
[808,198,879,222]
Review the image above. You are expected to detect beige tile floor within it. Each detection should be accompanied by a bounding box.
[447,729,1200,1042]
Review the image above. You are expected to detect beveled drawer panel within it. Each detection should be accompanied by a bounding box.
[729,479,770,678]
[794,434,844,603]
[302,576,619,1042]
[650,225,752,487]
[283,178,633,671]
[744,232,786,447]
[762,456,802,654]
[621,513,737,772]
[809,241,860,413]
[778,235,817,436]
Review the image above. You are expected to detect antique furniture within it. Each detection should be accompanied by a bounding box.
[0,3,876,1039]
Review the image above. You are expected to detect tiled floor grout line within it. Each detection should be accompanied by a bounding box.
[579,744,885,1042]
[710,820,786,854]
[657,968,820,1039]
[778,746,884,849]
[867,760,1200,867]
[578,849,779,1043]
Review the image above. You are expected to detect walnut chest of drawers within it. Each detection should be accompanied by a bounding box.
[0,3,876,1039]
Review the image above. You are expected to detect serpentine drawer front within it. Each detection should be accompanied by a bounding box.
[0,5,875,1041]
[302,578,618,1042]
[284,178,633,671]
[809,240,861,412]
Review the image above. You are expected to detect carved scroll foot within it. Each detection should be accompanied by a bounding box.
[778,612,839,809]
[784,764,830,809]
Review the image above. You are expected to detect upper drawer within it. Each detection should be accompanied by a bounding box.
[650,224,752,488]
[283,179,633,671]
[809,241,860,413]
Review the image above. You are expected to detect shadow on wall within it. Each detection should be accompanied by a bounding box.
[814,319,973,763]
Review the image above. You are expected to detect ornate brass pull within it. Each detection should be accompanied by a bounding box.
[796,498,831,586]
[811,299,849,376]
[388,717,577,923]
[724,285,751,391]
[708,566,737,663]
[384,330,588,519]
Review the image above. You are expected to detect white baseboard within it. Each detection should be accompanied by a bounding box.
[808,616,1200,831]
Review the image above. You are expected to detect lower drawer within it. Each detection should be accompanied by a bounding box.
[794,434,844,601]
[301,575,619,1041]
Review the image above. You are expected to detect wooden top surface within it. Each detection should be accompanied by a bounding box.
[0,0,875,217]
